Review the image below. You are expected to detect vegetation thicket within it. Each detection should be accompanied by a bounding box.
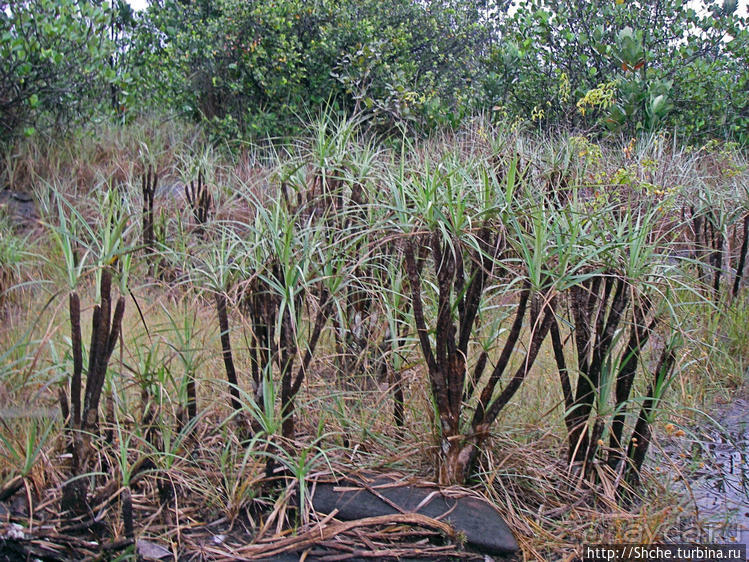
[1,0,748,559]
[2,0,747,145]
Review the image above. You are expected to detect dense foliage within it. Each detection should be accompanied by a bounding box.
[126,0,494,139]
[0,0,122,142]
[0,0,747,146]
[492,0,749,139]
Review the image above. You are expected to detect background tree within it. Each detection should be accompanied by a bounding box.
[488,0,748,141]
[1,0,747,150]
[0,0,120,147]
[127,0,499,139]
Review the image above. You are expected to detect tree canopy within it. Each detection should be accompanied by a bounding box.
[1,0,747,146]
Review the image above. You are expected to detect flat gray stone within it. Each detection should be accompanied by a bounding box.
[0,190,38,229]
[310,474,519,557]
[136,539,173,560]
[155,179,187,202]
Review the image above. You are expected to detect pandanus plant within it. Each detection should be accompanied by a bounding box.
[185,168,213,238]
[373,243,410,429]
[48,188,131,514]
[394,154,561,485]
[685,197,727,300]
[248,190,334,439]
[734,209,749,298]
[189,227,244,415]
[58,267,125,513]
[292,114,386,389]
[682,164,749,303]
[163,302,203,425]
[202,181,336,440]
[546,181,684,487]
[141,164,157,255]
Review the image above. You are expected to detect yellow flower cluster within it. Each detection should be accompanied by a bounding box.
[558,72,571,104]
[611,166,636,186]
[622,137,636,159]
[664,423,686,438]
[576,80,617,116]
[570,136,603,164]
[531,105,545,122]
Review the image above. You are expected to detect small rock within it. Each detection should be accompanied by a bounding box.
[10,494,28,518]
[137,539,173,560]
[155,180,187,202]
[0,189,39,230]
[2,523,25,540]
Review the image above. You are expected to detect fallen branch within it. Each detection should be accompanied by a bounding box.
[236,513,457,559]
